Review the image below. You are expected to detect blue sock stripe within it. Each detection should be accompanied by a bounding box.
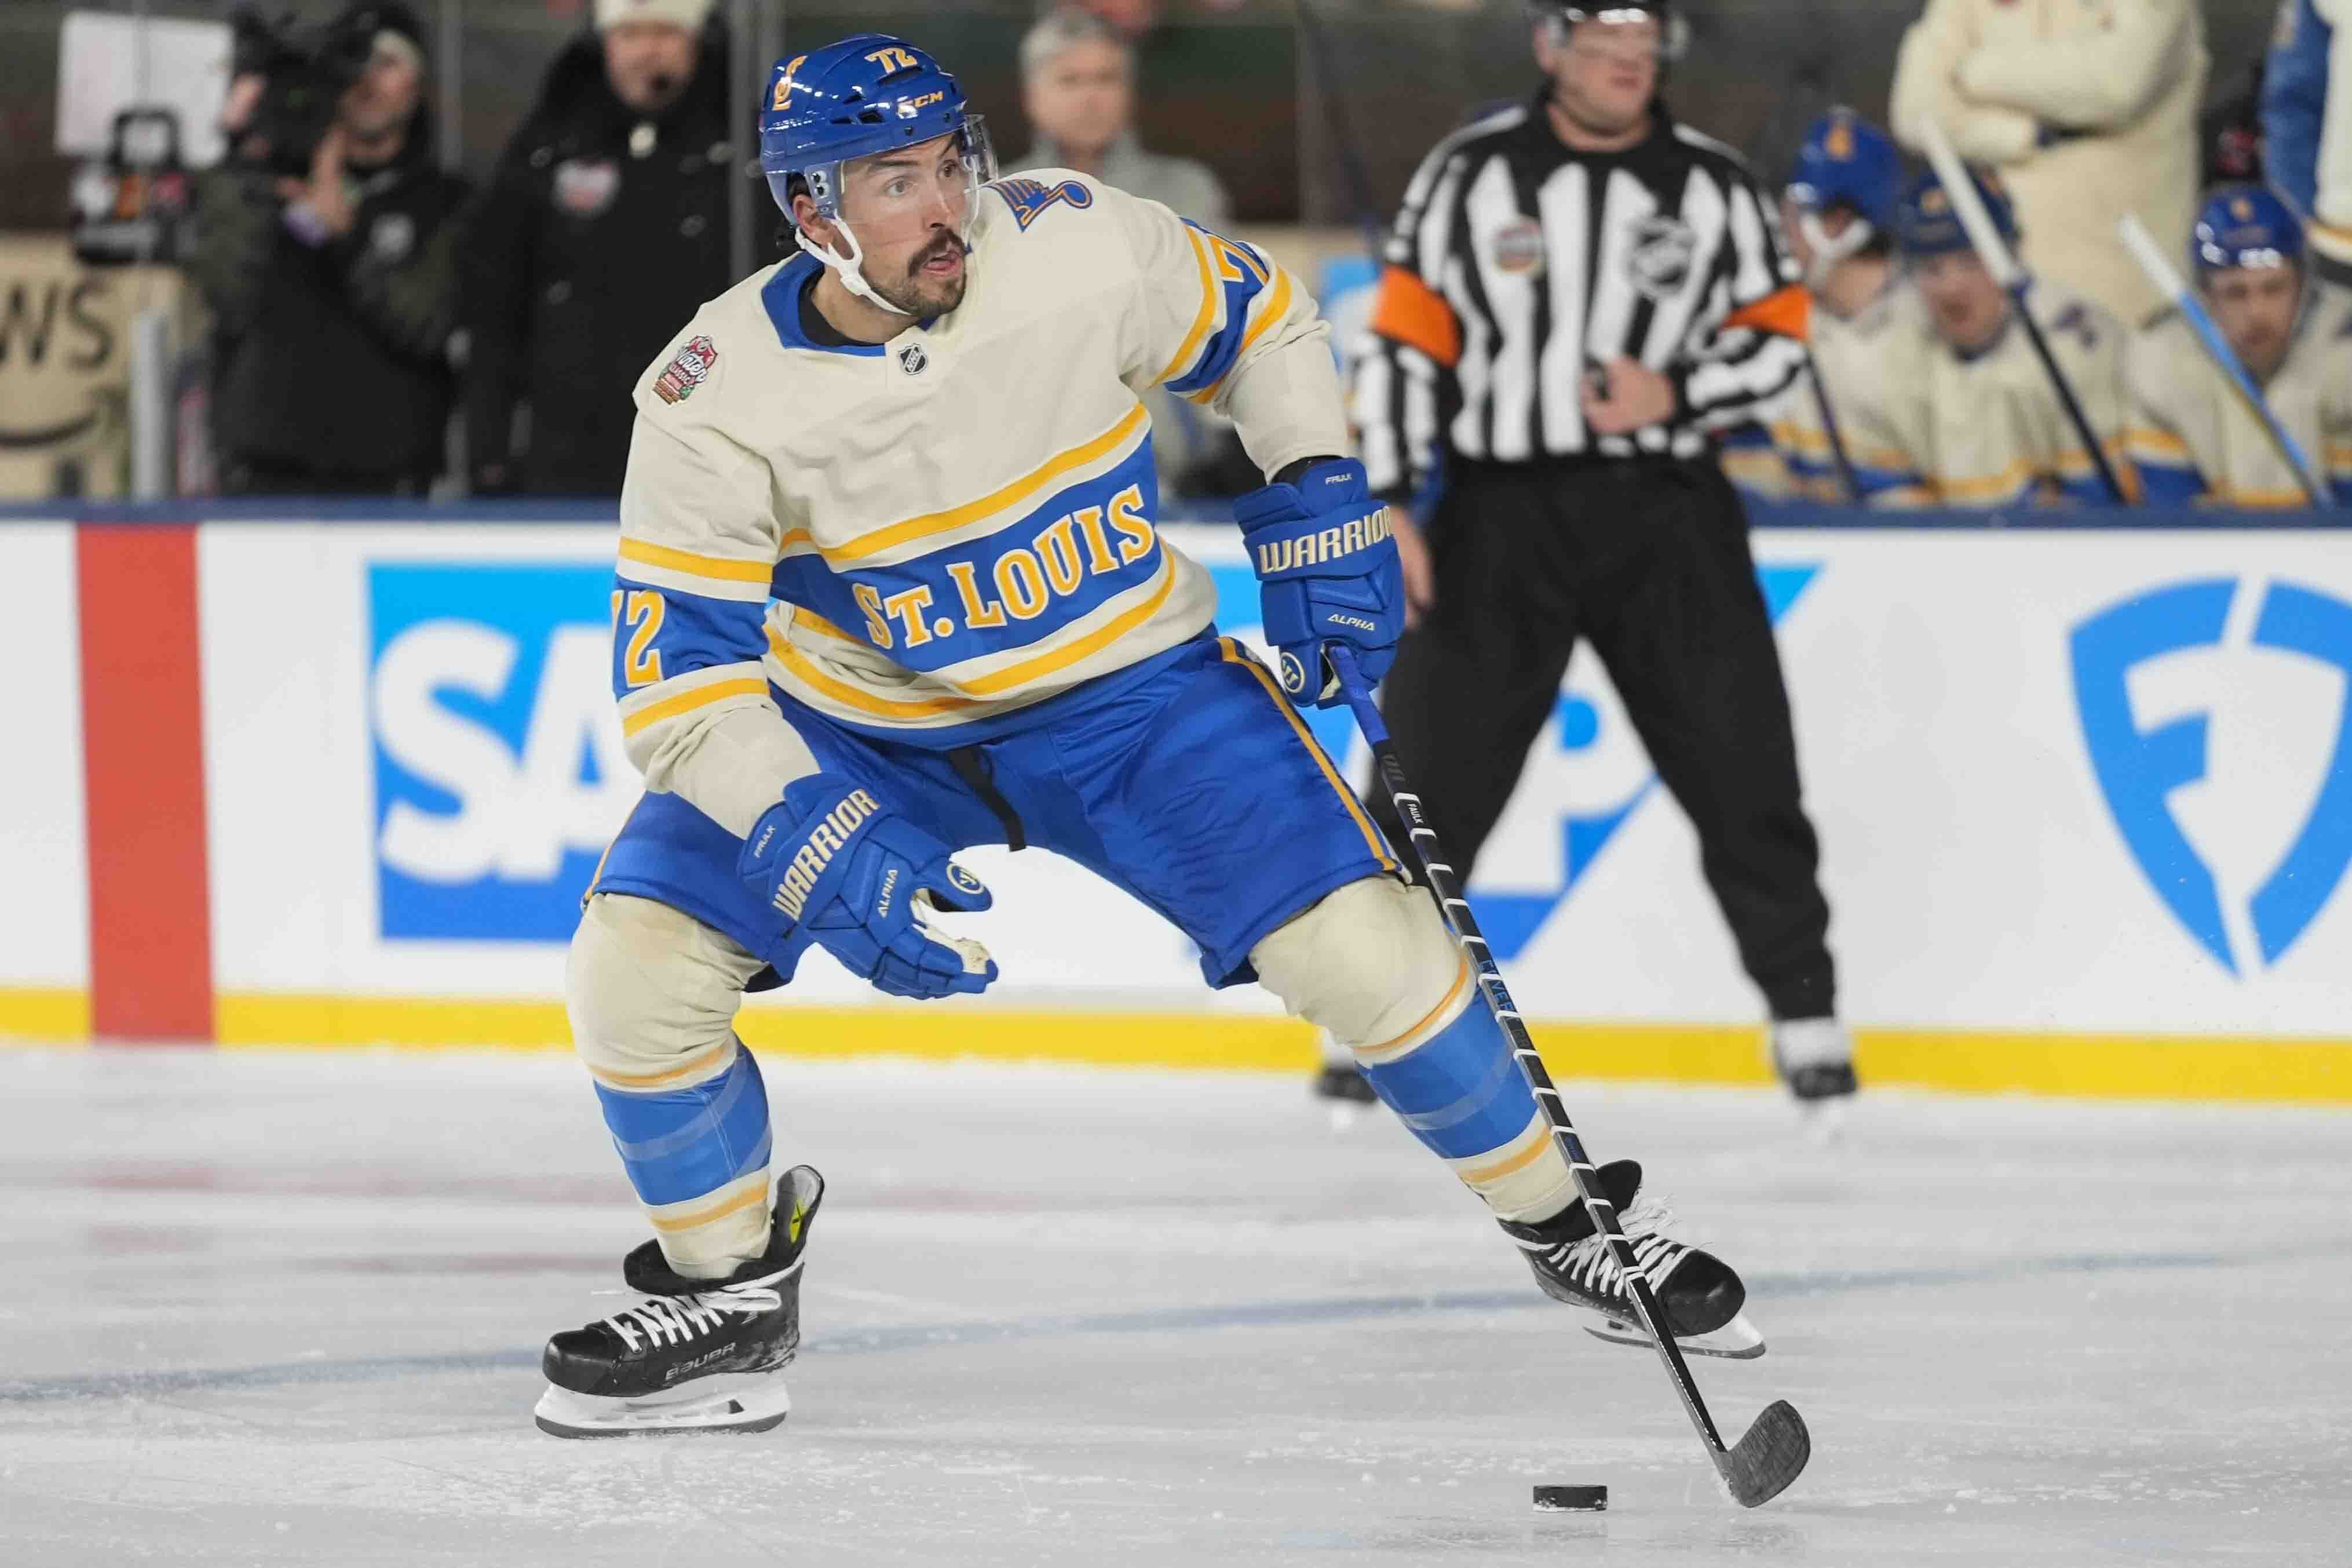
[604,1049,759,1163]
[594,1048,773,1208]
[1360,1004,1539,1161]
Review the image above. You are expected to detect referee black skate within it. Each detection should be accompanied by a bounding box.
[1327,0,1854,1108]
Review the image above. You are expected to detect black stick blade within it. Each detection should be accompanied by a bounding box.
[1721,1400,1810,1508]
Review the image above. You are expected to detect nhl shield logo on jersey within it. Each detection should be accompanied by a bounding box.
[653,335,719,404]
[1627,215,1698,299]
[897,343,929,377]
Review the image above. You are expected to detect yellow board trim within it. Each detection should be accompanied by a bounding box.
[1217,637,1396,874]
[619,675,771,737]
[618,536,776,585]
[0,988,92,1044]
[824,403,1150,565]
[10,990,2352,1105]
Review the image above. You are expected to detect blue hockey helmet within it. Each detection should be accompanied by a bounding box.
[2191,184,2303,273]
[1787,108,1902,233]
[758,35,996,312]
[1894,163,2017,258]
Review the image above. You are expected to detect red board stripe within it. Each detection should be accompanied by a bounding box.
[76,524,213,1043]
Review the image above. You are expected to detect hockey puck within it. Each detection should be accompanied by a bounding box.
[1532,1484,1608,1512]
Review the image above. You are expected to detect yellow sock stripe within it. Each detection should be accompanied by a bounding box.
[1454,1120,1558,1185]
[647,1174,770,1236]
[619,676,772,738]
[1218,638,1396,873]
[586,1035,737,1093]
[1354,953,1474,1066]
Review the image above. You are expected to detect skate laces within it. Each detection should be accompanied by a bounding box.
[1548,1193,1690,1298]
[602,1276,783,1354]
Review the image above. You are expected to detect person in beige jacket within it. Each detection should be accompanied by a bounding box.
[1890,0,2206,326]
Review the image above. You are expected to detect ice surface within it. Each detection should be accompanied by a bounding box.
[2,1046,2347,1566]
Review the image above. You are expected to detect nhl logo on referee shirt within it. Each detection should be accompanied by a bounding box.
[1626,215,1699,299]
[897,343,929,377]
[1491,217,1544,276]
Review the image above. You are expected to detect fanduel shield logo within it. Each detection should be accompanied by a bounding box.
[2069,578,2352,976]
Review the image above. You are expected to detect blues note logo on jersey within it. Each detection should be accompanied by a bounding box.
[994,177,1093,231]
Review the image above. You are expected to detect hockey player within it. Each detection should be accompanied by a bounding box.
[2126,184,2352,506]
[1741,108,1920,503]
[1840,165,2136,508]
[531,34,1763,1438]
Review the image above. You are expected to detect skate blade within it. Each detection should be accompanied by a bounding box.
[533,1372,791,1439]
[1796,1095,1849,1146]
[1583,1310,1767,1360]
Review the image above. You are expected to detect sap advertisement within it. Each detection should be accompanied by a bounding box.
[191,521,2350,1033]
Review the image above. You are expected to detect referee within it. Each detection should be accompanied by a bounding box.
[1335,0,1855,1107]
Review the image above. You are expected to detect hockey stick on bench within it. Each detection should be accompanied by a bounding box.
[1327,644,1810,1509]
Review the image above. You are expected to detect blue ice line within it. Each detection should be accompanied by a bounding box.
[0,1247,2287,1406]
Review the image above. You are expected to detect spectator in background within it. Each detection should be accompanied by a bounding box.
[2263,0,2352,283]
[1006,9,1229,224]
[1840,165,2134,508]
[188,1,466,495]
[1008,8,1239,494]
[2127,184,2352,506]
[463,0,742,495]
[1891,0,2205,326]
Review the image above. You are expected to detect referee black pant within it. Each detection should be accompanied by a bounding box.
[1370,456,1835,1021]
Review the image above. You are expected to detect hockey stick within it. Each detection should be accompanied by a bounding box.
[1801,345,1862,501]
[1293,0,1390,258]
[1916,119,2128,504]
[2116,213,2328,506]
[1326,644,1811,1509]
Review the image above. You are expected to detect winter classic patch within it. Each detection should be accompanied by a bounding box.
[653,335,719,404]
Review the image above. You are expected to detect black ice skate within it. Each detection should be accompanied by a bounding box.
[534,1164,825,1438]
[1770,1017,1858,1103]
[1498,1159,1765,1359]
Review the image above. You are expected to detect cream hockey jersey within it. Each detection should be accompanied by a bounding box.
[609,172,1347,838]
[1840,282,2137,508]
[1737,283,1924,503]
[2125,281,2352,507]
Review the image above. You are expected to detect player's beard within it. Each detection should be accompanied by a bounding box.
[868,233,970,318]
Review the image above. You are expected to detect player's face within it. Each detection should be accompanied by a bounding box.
[1912,250,2008,353]
[1537,14,1660,137]
[1023,38,1133,160]
[603,21,700,112]
[835,134,974,317]
[2205,264,2300,382]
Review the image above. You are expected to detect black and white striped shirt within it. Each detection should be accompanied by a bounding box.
[1355,93,1810,494]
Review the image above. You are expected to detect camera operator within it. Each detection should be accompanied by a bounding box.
[462,0,746,496]
[187,1,468,495]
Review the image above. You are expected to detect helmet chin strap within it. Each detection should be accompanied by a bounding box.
[1799,210,1873,291]
[797,218,914,317]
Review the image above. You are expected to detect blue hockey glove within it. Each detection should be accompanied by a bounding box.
[1235,458,1403,707]
[737,775,998,1000]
